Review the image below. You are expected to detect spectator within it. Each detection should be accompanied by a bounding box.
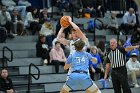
[126,53,140,88]
[89,46,104,80]
[24,7,41,35]
[69,0,83,17]
[122,8,137,35]
[0,5,14,38]
[0,69,15,93]
[39,8,50,24]
[108,11,119,35]
[2,0,16,7]
[18,0,31,7]
[94,0,105,17]
[52,32,70,57]
[39,19,55,48]
[11,8,24,35]
[36,35,50,64]
[2,0,27,20]
[131,25,140,44]
[118,39,125,47]
[55,0,70,13]
[97,41,106,62]
[49,41,66,73]
[82,0,95,18]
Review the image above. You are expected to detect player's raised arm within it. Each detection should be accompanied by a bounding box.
[68,17,87,42]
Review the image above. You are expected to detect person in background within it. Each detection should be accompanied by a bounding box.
[94,0,105,17]
[36,35,50,65]
[122,8,137,35]
[97,41,106,63]
[89,46,104,81]
[52,32,70,58]
[39,8,50,24]
[39,19,55,48]
[126,53,140,88]
[118,39,125,47]
[0,5,14,37]
[11,8,24,35]
[2,0,16,7]
[131,25,140,45]
[108,11,119,35]
[18,0,31,7]
[0,69,15,93]
[81,0,95,18]
[24,7,41,35]
[49,41,66,73]
[69,0,83,18]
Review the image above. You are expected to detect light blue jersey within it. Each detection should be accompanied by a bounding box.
[66,51,94,90]
[67,51,93,72]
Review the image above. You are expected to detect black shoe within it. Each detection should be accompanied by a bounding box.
[8,34,15,38]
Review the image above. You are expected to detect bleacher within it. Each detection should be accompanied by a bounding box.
[0,17,140,93]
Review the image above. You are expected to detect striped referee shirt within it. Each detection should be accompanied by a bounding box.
[106,47,127,68]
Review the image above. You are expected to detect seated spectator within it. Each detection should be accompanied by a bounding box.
[11,8,24,35]
[82,0,95,18]
[52,32,70,57]
[108,11,119,35]
[2,0,16,7]
[89,46,104,80]
[39,19,56,48]
[0,5,14,38]
[131,25,140,45]
[0,27,7,43]
[49,41,66,73]
[18,0,31,7]
[36,35,50,65]
[55,0,70,13]
[24,7,41,35]
[0,69,15,93]
[94,0,105,17]
[121,8,137,35]
[69,0,83,17]
[126,53,140,88]
[39,8,50,24]
[97,41,106,63]
[2,0,27,20]
[118,39,124,47]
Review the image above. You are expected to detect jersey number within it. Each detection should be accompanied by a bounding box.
[76,56,85,63]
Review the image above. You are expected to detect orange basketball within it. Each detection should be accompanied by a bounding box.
[60,16,70,28]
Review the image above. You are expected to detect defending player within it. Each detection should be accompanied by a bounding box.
[60,40,101,93]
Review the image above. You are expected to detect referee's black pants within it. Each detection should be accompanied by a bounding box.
[111,66,132,93]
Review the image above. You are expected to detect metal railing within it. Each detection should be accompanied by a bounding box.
[27,63,40,93]
[2,46,13,68]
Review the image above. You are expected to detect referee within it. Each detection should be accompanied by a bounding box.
[104,38,139,93]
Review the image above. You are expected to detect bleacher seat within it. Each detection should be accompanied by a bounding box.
[7,58,42,67]
[6,36,38,43]
[19,66,65,75]
[0,50,36,58]
[32,74,66,84]
[0,43,36,50]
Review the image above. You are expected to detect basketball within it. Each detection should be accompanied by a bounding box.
[60,16,70,28]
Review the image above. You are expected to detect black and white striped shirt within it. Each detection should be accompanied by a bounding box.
[106,47,127,68]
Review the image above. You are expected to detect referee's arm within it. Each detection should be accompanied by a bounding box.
[104,57,110,80]
[125,45,140,52]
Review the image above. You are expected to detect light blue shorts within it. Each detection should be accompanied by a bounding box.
[66,73,93,90]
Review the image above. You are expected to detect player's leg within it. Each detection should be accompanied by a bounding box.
[85,83,101,93]
[60,84,71,93]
